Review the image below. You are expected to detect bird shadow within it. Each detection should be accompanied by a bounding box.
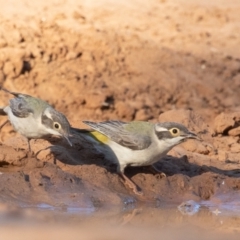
[125,154,240,179]
[46,133,118,172]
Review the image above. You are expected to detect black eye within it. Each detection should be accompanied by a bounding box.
[172,128,178,134]
[54,123,60,129]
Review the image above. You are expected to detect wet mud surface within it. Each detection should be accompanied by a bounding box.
[0,0,240,238]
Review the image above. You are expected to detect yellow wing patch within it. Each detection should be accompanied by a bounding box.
[88,131,109,144]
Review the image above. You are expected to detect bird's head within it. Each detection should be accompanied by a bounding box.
[154,122,199,147]
[41,107,72,146]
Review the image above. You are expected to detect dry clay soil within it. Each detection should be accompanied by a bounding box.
[0,0,240,233]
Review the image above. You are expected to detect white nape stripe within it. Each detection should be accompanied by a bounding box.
[43,108,53,120]
[154,125,168,132]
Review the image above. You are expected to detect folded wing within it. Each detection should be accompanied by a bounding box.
[83,120,152,150]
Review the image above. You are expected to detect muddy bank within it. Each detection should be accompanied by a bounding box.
[1,109,240,206]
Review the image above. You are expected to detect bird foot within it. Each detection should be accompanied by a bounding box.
[119,173,143,196]
[25,156,44,168]
[149,165,166,178]
[26,151,37,159]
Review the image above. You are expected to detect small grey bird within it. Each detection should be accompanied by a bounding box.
[0,87,72,154]
[80,120,199,195]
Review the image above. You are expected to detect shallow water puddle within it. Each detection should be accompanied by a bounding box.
[178,193,240,217]
[15,192,240,226]
[201,192,240,216]
[15,190,240,220]
[1,194,240,239]
[36,203,96,214]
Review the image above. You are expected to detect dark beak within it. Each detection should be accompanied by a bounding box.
[186,131,202,141]
[63,134,73,147]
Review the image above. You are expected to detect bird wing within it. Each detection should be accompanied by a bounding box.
[9,97,34,118]
[1,87,51,118]
[82,120,152,150]
[1,87,35,118]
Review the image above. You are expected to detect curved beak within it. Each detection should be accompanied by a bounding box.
[186,131,202,141]
[63,134,73,147]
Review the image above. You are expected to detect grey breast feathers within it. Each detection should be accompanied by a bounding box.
[83,120,152,150]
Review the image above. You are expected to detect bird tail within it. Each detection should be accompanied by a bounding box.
[0,86,19,97]
[70,127,109,145]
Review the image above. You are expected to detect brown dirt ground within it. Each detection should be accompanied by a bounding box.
[0,0,240,237]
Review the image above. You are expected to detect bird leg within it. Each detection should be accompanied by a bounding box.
[118,172,143,196]
[0,121,35,159]
[27,138,32,152]
[26,138,36,158]
[149,165,166,178]
[0,120,9,131]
